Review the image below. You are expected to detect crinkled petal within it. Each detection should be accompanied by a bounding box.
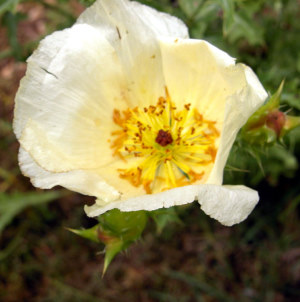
[78,0,188,40]
[84,185,200,216]
[207,65,268,184]
[14,24,126,173]
[19,147,120,202]
[85,184,258,226]
[197,185,259,226]
[77,0,188,107]
[14,0,189,176]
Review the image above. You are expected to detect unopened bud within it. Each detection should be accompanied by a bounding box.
[266,110,286,137]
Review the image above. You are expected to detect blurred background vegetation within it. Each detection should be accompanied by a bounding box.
[0,0,300,301]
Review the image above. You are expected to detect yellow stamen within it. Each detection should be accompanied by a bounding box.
[110,88,220,193]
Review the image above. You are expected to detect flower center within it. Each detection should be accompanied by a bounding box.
[110,88,220,194]
[155,129,173,147]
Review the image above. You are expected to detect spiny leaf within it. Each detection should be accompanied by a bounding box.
[97,210,147,274]
[98,209,147,241]
[67,224,100,243]
[103,239,126,275]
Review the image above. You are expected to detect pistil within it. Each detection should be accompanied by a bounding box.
[155,130,173,147]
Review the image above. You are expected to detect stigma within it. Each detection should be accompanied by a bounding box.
[110,88,220,194]
[155,130,173,146]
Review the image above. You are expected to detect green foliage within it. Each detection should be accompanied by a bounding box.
[78,0,96,6]
[98,209,147,273]
[0,0,20,15]
[217,0,235,36]
[0,0,76,61]
[149,207,182,234]
[2,11,23,60]
[0,191,61,234]
[226,81,300,186]
[67,224,100,243]
[69,208,183,270]
[241,82,284,145]
[225,10,264,45]
[69,209,148,274]
[178,0,203,17]
[98,209,147,241]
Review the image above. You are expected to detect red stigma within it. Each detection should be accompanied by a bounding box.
[155,129,173,147]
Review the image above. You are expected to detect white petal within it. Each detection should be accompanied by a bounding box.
[78,0,188,39]
[19,147,120,202]
[159,38,268,185]
[14,24,126,172]
[77,0,187,107]
[15,0,188,175]
[84,184,199,217]
[207,65,268,184]
[85,184,259,226]
[197,185,259,226]
[14,0,190,190]
[20,118,153,200]
[159,38,241,123]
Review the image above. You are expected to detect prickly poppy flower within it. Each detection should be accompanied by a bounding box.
[14,0,267,226]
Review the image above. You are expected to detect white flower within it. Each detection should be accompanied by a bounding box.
[14,0,267,226]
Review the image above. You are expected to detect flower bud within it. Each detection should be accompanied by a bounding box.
[266,109,286,137]
[241,82,300,144]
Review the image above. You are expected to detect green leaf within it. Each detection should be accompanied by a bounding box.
[269,145,298,172]
[178,0,203,18]
[0,234,22,261]
[217,0,235,36]
[136,0,174,14]
[0,0,19,15]
[2,11,22,60]
[149,208,182,234]
[227,12,264,45]
[189,2,220,38]
[0,191,61,234]
[78,0,97,7]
